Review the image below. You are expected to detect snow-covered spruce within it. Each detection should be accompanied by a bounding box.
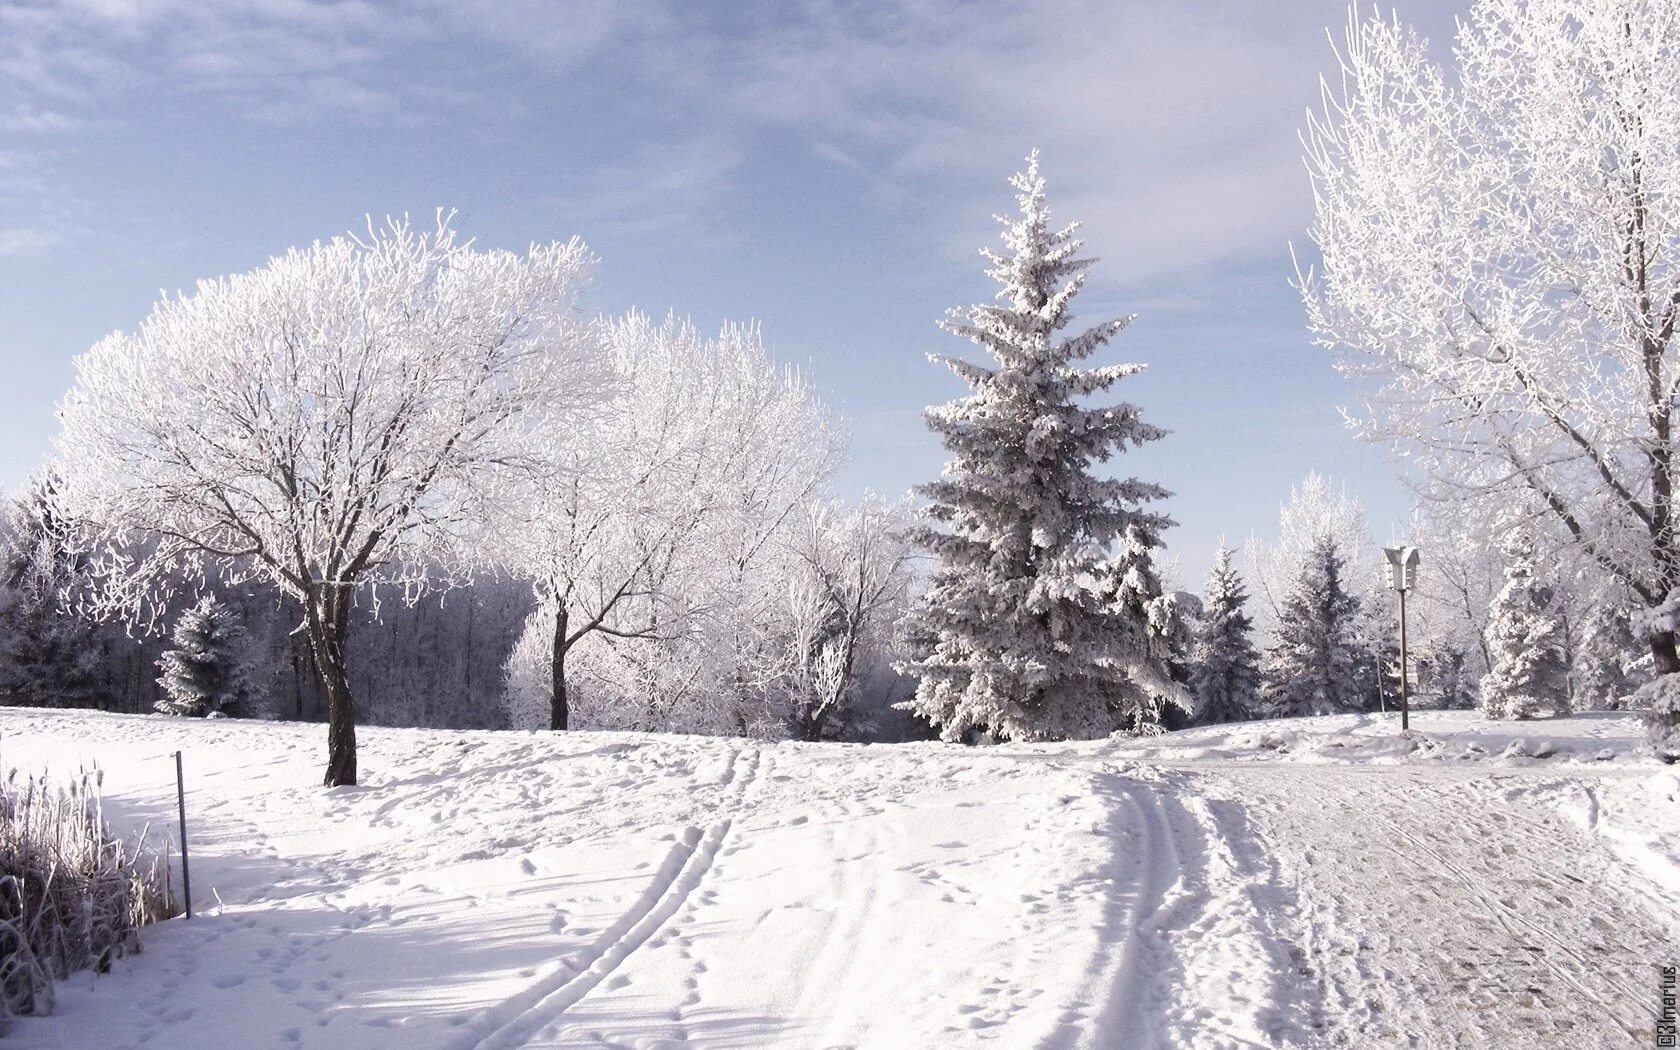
[898,152,1180,742]
[0,475,102,710]
[1631,591,1680,759]
[1188,542,1261,724]
[1576,602,1647,711]
[154,597,259,718]
[1479,533,1569,721]
[1262,534,1367,717]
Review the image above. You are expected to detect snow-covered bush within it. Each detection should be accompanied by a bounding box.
[1632,592,1680,760]
[154,597,259,718]
[1479,533,1569,720]
[0,767,176,1028]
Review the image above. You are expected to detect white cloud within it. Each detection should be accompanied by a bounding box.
[0,226,69,256]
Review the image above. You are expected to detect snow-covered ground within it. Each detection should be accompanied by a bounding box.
[3,708,1675,1049]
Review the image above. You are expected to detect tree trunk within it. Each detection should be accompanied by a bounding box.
[550,602,569,731]
[1652,629,1680,677]
[306,583,358,787]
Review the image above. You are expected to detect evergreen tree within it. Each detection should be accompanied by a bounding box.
[1575,603,1644,711]
[1479,533,1569,720]
[1352,596,1399,714]
[898,153,1177,742]
[1262,535,1366,717]
[1429,646,1477,710]
[1188,543,1261,724]
[0,476,103,709]
[155,597,258,718]
[1097,523,1193,731]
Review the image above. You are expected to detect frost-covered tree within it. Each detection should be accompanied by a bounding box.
[771,497,916,741]
[1302,0,1680,745]
[1262,535,1367,717]
[48,215,607,784]
[155,597,259,718]
[1188,543,1261,724]
[498,313,839,735]
[1353,595,1401,715]
[1480,533,1570,720]
[899,152,1178,742]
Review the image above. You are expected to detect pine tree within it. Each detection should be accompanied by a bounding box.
[898,152,1177,742]
[1189,543,1261,724]
[1575,603,1644,711]
[1352,597,1399,714]
[0,476,103,709]
[155,597,258,718]
[1262,535,1366,717]
[1479,533,1569,720]
[1429,646,1476,710]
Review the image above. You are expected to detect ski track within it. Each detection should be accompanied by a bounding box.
[456,746,766,1050]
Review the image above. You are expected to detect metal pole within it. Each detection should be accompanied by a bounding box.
[174,751,192,920]
[1397,584,1411,732]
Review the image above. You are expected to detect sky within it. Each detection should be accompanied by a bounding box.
[0,0,1467,583]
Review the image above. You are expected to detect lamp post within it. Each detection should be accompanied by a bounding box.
[1382,546,1421,732]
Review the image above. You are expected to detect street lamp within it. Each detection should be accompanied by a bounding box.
[1383,546,1421,731]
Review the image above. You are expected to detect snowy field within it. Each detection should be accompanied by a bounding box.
[3,708,1677,1049]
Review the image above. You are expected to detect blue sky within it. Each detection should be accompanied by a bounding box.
[0,0,1463,582]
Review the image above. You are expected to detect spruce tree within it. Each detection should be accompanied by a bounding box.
[156,597,258,718]
[0,476,103,709]
[1262,535,1366,717]
[1189,543,1261,724]
[899,152,1177,741]
[1429,646,1476,710]
[1479,533,1569,720]
[1575,603,1643,711]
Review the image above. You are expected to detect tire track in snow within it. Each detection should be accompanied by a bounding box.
[448,744,764,1050]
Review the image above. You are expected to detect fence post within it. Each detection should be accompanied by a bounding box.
[174,750,192,920]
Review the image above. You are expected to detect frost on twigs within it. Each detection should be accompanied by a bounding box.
[47,212,608,785]
[1302,0,1680,726]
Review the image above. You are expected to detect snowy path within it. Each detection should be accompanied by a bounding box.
[2,709,1675,1048]
[1197,765,1679,1048]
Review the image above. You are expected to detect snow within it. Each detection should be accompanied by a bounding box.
[3,707,1675,1048]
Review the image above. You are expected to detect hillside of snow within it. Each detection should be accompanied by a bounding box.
[3,707,1676,1049]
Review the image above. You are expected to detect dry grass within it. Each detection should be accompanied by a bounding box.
[0,767,178,1028]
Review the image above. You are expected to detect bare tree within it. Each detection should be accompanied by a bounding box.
[50,215,606,785]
